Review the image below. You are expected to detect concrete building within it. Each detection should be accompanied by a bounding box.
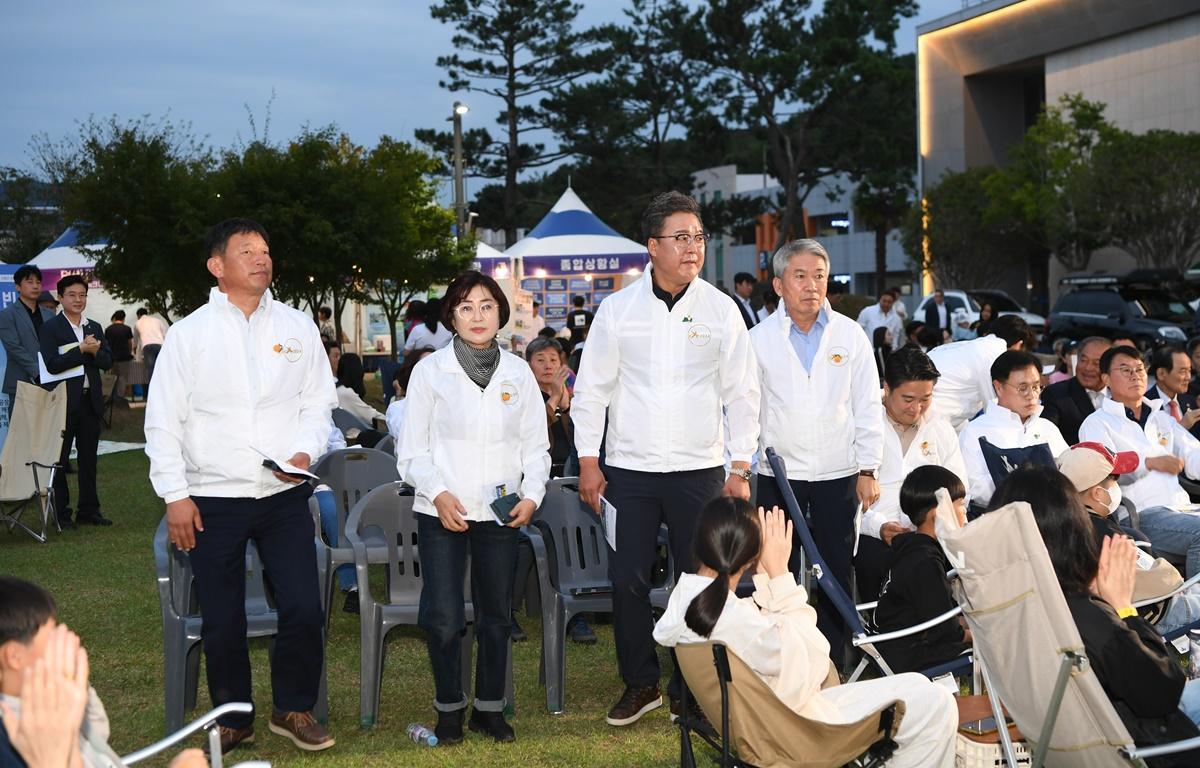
[691,165,919,309]
[917,0,1200,310]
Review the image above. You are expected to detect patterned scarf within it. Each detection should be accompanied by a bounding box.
[453,334,500,390]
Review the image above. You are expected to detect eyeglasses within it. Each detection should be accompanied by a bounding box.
[1112,365,1147,379]
[1003,381,1043,397]
[453,302,497,319]
[651,232,712,247]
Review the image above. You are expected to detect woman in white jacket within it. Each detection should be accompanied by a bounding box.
[396,271,550,745]
[653,498,957,768]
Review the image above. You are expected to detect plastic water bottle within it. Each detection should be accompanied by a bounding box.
[406,723,438,747]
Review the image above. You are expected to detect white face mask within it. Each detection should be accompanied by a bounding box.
[1100,483,1122,515]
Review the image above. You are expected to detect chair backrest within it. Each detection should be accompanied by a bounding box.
[764,449,867,637]
[332,407,372,434]
[676,642,901,768]
[312,447,400,543]
[532,477,610,595]
[0,380,68,500]
[153,515,270,619]
[375,434,395,456]
[935,496,1134,767]
[346,481,424,605]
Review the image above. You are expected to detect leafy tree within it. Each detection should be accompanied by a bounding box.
[0,169,65,264]
[685,0,916,250]
[1095,129,1200,273]
[32,116,219,320]
[419,0,602,247]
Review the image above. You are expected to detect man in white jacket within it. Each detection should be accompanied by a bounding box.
[927,314,1038,432]
[144,219,338,755]
[572,191,760,728]
[855,290,903,351]
[751,238,883,668]
[1079,344,1200,577]
[958,350,1069,510]
[855,346,967,602]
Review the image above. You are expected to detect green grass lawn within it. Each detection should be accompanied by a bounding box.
[1,405,682,767]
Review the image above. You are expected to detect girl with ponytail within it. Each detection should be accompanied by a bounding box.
[653,496,958,768]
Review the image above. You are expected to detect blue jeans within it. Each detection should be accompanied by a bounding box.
[1136,506,1200,578]
[315,488,355,592]
[1179,679,1200,728]
[417,513,517,712]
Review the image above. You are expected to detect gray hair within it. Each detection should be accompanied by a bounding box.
[524,336,563,361]
[772,238,830,278]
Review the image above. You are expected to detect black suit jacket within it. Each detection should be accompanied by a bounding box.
[1146,384,1200,439]
[1040,376,1097,445]
[38,314,112,414]
[922,301,949,332]
[731,293,757,329]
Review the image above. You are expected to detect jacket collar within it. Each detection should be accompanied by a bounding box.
[208,286,272,317]
[641,263,700,311]
[1099,393,1162,417]
[773,298,832,334]
[983,400,1045,426]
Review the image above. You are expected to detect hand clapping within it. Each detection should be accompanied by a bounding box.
[756,506,793,579]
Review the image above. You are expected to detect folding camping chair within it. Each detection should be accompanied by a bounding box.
[933,493,1200,767]
[764,448,972,683]
[0,380,67,542]
[121,702,268,768]
[675,642,903,768]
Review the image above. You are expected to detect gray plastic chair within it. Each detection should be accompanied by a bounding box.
[374,434,395,455]
[346,482,513,727]
[311,447,400,626]
[332,407,373,435]
[153,516,329,734]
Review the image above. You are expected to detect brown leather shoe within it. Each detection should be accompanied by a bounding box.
[605,683,662,726]
[268,710,335,751]
[204,725,254,757]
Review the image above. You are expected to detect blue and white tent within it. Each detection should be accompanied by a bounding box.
[505,188,647,276]
[472,239,510,278]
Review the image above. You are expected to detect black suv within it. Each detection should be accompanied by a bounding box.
[1047,270,1193,349]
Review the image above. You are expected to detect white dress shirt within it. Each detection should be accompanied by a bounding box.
[856,303,903,351]
[396,345,550,521]
[752,301,883,482]
[403,322,453,352]
[145,287,337,503]
[572,266,760,472]
[958,402,1069,507]
[385,397,407,441]
[861,411,967,539]
[927,335,1008,431]
[1079,395,1200,510]
[736,294,757,327]
[134,313,166,353]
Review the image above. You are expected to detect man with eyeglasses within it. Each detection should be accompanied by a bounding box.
[1040,336,1112,444]
[572,190,760,728]
[958,350,1068,511]
[1080,345,1200,577]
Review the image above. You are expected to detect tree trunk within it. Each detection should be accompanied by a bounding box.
[504,45,519,248]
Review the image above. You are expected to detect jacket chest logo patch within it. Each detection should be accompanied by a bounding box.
[829,346,849,366]
[272,338,303,362]
[500,381,519,405]
[687,324,712,346]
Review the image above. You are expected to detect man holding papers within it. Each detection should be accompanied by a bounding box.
[39,274,112,529]
[144,219,337,755]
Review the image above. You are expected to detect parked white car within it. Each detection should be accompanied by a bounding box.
[915,289,1046,336]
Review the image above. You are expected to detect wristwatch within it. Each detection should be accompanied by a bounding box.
[858,469,876,478]
[729,467,752,482]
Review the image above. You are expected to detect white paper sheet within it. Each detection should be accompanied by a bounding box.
[599,495,617,552]
[250,445,320,480]
[37,343,84,384]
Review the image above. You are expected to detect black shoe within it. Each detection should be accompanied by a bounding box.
[605,683,662,726]
[342,589,359,614]
[57,517,74,530]
[510,614,528,642]
[468,708,515,743]
[670,695,715,736]
[567,615,596,644]
[76,513,113,527]
[434,708,464,745]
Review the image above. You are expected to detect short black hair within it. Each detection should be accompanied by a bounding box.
[204,217,269,259]
[13,265,42,285]
[111,310,125,322]
[440,270,510,330]
[899,465,965,528]
[1151,344,1186,378]
[318,306,332,320]
[733,272,755,286]
[0,576,56,646]
[395,346,435,395]
[1100,344,1142,375]
[536,326,557,340]
[56,274,87,295]
[990,314,1036,350]
[990,349,1041,383]
[905,320,925,338]
[572,295,585,308]
[323,339,340,354]
[884,345,941,389]
[641,191,703,243]
[137,308,148,317]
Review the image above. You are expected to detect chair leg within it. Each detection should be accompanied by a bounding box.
[543,601,567,713]
[164,634,188,734]
[504,636,515,717]
[183,642,201,713]
[460,622,474,706]
[359,618,384,728]
[314,628,330,724]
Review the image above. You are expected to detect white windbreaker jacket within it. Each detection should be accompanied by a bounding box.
[396,345,550,522]
[958,402,1069,507]
[572,266,760,472]
[145,287,337,503]
[751,301,883,482]
[927,334,1008,431]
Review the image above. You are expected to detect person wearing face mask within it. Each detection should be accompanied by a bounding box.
[1058,442,1200,636]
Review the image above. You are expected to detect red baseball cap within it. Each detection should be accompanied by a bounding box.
[1056,441,1139,492]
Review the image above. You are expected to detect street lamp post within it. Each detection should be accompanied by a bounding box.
[452,101,469,241]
